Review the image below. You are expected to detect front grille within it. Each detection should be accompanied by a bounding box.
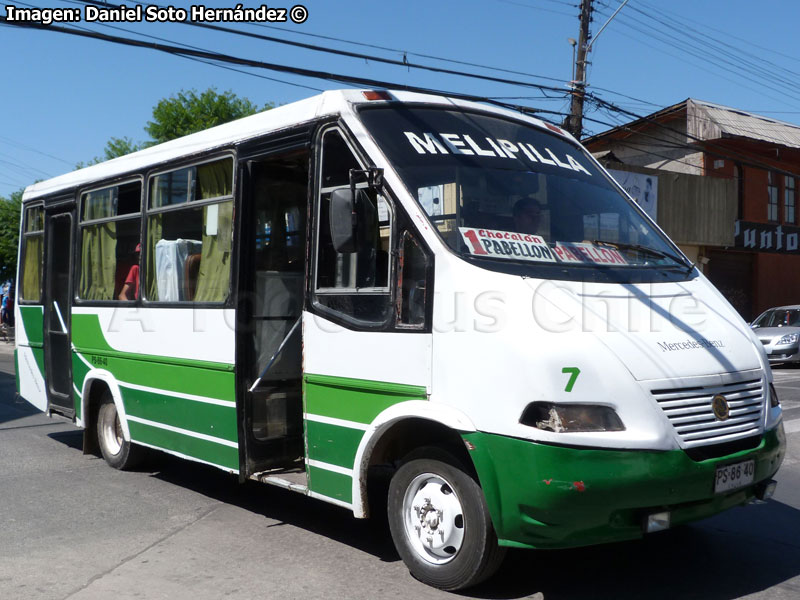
[760,339,770,345]
[651,377,764,448]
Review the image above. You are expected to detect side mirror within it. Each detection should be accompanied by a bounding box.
[330,188,377,253]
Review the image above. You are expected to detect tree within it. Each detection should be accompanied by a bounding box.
[103,136,142,160]
[0,190,22,281]
[145,88,271,144]
[76,136,143,169]
[79,88,270,167]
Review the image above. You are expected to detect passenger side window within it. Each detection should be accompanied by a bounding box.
[78,181,142,301]
[314,128,392,324]
[145,157,234,302]
[20,205,44,302]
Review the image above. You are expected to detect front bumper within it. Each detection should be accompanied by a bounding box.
[767,346,800,364]
[762,343,800,363]
[464,423,786,550]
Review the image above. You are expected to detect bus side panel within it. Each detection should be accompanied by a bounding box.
[304,376,428,505]
[15,305,47,412]
[302,314,432,506]
[71,307,238,473]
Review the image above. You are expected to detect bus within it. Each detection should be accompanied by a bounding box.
[15,89,786,590]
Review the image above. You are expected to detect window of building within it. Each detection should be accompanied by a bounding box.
[785,176,796,225]
[20,205,44,302]
[145,157,234,303]
[314,128,393,325]
[78,181,142,301]
[768,171,779,221]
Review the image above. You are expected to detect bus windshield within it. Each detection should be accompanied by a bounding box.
[359,107,692,281]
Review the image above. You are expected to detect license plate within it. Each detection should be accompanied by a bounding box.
[714,460,755,493]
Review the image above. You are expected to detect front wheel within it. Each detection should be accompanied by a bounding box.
[97,392,141,470]
[387,451,506,590]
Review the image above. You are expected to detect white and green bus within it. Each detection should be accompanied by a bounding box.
[16,89,786,590]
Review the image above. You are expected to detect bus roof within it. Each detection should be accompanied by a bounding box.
[22,89,564,202]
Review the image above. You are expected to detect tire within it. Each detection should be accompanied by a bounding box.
[96,391,141,470]
[387,449,506,590]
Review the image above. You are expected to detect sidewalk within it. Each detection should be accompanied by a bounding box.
[0,326,15,356]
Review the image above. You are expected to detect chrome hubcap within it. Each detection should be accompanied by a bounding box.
[100,405,123,456]
[402,473,465,564]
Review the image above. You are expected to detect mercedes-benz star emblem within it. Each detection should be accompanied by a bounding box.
[711,394,730,421]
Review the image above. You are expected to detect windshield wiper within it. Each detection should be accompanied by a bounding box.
[591,240,694,271]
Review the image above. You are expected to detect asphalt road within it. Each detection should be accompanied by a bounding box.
[1,344,799,600]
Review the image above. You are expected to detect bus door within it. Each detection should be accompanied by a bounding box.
[43,207,75,417]
[237,142,310,475]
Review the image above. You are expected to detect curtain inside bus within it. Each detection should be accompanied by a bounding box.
[194,161,233,301]
[146,216,162,300]
[194,201,232,301]
[80,190,117,300]
[22,234,43,301]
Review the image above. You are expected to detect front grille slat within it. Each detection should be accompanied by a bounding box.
[673,410,763,433]
[653,381,761,402]
[651,374,765,448]
[662,397,763,418]
[658,390,761,410]
[681,423,760,441]
[669,405,762,425]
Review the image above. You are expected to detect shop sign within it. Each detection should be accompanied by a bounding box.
[734,220,800,253]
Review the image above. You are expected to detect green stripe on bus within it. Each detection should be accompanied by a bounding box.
[72,351,90,388]
[72,313,234,372]
[128,419,239,472]
[308,464,352,504]
[74,351,235,401]
[19,305,44,346]
[14,349,19,394]
[304,373,427,424]
[305,419,364,469]
[71,353,90,420]
[123,386,238,443]
[30,346,45,380]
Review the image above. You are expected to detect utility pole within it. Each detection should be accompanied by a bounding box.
[566,0,593,139]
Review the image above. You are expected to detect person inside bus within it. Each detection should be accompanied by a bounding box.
[118,243,141,301]
[512,197,546,238]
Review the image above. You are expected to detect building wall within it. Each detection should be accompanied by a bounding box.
[597,116,705,175]
[754,253,800,317]
[588,103,800,322]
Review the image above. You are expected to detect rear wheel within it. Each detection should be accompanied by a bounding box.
[387,450,505,590]
[97,391,141,470]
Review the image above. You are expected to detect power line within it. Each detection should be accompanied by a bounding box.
[72,0,572,99]
[638,0,800,73]
[493,0,578,18]
[0,135,75,167]
[82,19,325,92]
[593,2,800,110]
[626,3,800,97]
[0,17,568,120]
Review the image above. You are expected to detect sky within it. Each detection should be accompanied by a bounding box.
[3,0,800,199]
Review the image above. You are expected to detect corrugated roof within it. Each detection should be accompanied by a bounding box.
[688,99,800,149]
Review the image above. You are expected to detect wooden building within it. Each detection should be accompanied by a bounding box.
[585,98,800,320]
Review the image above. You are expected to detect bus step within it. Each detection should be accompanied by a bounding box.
[251,468,308,494]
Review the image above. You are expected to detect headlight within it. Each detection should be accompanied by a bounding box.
[520,402,625,433]
[770,383,780,408]
[777,333,798,345]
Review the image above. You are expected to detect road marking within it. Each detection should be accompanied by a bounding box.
[784,418,800,434]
